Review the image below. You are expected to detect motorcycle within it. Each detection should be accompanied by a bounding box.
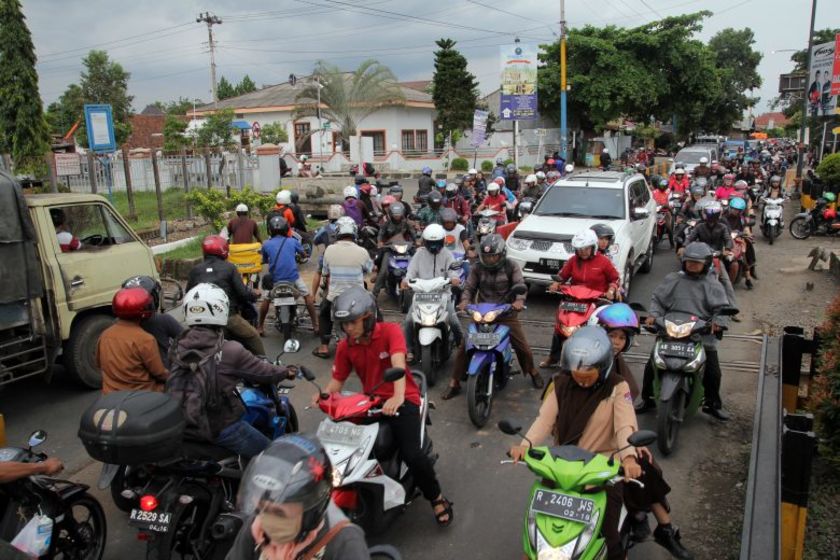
[760,196,785,244]
[304,367,436,536]
[644,308,736,455]
[549,284,610,348]
[385,241,413,312]
[271,282,310,342]
[473,209,500,243]
[789,196,840,239]
[464,285,528,428]
[359,220,381,258]
[292,229,313,264]
[0,431,106,560]
[407,277,455,387]
[498,420,657,560]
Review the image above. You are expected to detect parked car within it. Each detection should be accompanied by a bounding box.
[670,145,719,175]
[505,170,656,296]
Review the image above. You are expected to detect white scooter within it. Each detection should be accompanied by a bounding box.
[760,196,785,245]
[407,277,455,387]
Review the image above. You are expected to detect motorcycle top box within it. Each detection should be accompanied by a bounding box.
[78,390,185,466]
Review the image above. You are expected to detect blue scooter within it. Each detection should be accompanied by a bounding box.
[385,241,413,312]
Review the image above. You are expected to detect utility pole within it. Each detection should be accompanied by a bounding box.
[559,0,569,162]
[196,11,223,105]
[795,0,817,185]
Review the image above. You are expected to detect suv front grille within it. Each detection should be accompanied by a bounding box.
[531,240,552,252]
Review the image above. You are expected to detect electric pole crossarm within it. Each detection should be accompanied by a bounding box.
[196,12,223,105]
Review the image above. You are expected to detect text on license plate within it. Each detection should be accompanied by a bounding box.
[560,301,588,313]
[540,259,562,269]
[273,297,296,306]
[470,332,500,345]
[530,489,595,524]
[660,342,695,357]
[414,293,442,302]
[317,422,367,445]
[129,508,171,533]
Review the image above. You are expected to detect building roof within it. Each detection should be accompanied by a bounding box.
[754,112,790,129]
[140,104,165,116]
[194,74,434,115]
[399,80,432,93]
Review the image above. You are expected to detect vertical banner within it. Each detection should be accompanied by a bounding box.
[499,43,538,120]
[470,109,489,147]
[83,104,117,153]
[831,34,840,96]
[807,41,839,117]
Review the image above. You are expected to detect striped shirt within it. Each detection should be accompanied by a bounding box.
[322,241,373,302]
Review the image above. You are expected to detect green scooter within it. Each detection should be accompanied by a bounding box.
[499,419,657,560]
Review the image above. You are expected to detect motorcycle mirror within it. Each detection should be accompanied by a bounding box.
[283,339,301,354]
[718,306,740,317]
[627,430,657,448]
[300,366,318,382]
[28,430,47,449]
[383,367,405,383]
[498,419,522,436]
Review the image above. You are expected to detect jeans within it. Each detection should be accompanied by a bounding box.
[381,403,441,501]
[319,299,334,345]
[214,420,271,460]
[402,301,463,356]
[372,248,392,295]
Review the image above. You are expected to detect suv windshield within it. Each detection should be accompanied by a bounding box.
[674,150,707,164]
[536,186,625,219]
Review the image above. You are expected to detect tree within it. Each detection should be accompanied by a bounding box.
[0,0,50,172]
[706,28,763,131]
[45,84,83,138]
[162,115,189,151]
[78,50,134,145]
[236,75,257,96]
[295,59,405,162]
[196,108,234,148]
[151,97,202,115]
[217,77,236,100]
[260,122,289,145]
[432,38,479,144]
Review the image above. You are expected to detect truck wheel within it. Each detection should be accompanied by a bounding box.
[66,314,114,389]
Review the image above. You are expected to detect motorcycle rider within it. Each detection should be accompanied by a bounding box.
[693,157,711,179]
[637,242,732,421]
[313,217,373,359]
[443,182,471,224]
[122,275,183,367]
[653,178,675,248]
[440,207,471,256]
[372,202,415,300]
[735,163,755,186]
[187,235,265,356]
[169,283,296,459]
[267,191,298,233]
[600,148,612,170]
[313,287,454,527]
[444,234,544,399]
[714,174,736,202]
[491,157,506,179]
[227,435,370,560]
[402,224,464,362]
[288,191,309,234]
[668,167,689,193]
[682,202,738,311]
[476,181,510,224]
[341,186,370,228]
[227,204,262,244]
[591,223,618,265]
[418,166,436,199]
[722,196,755,289]
[505,163,520,193]
[535,170,547,191]
[311,205,344,298]
[417,190,445,227]
[521,174,542,200]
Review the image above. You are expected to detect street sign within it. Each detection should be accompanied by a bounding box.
[251,121,261,139]
[499,43,538,120]
[54,153,81,176]
[83,104,116,153]
[322,122,331,130]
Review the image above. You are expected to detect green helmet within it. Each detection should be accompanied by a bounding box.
[824,192,837,203]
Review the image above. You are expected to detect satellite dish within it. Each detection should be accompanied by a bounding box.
[289,74,297,87]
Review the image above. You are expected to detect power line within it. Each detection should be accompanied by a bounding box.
[38,22,194,61]
[637,0,664,18]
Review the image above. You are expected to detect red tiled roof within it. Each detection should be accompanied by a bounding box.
[123,114,188,149]
[754,112,789,128]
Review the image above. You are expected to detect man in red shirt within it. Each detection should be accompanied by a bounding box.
[314,286,453,527]
[475,182,509,224]
[668,168,689,193]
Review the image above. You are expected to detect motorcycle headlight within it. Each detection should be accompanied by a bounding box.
[536,529,575,560]
[684,345,706,372]
[508,237,532,251]
[393,244,408,254]
[421,313,437,327]
[472,310,483,323]
[665,320,694,339]
[482,310,499,323]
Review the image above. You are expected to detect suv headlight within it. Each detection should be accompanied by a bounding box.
[508,237,532,251]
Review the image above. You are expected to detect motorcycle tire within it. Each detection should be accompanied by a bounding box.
[421,345,436,387]
[110,465,138,513]
[656,390,686,456]
[768,226,775,245]
[789,216,812,240]
[54,492,107,560]
[467,365,493,428]
[352,487,390,537]
[145,497,214,560]
[284,402,299,434]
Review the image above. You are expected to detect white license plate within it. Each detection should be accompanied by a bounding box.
[273,297,296,306]
[317,422,368,446]
[129,508,172,533]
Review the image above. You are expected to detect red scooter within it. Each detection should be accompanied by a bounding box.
[550,285,610,339]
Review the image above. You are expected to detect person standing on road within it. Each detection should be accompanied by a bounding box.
[600,148,612,170]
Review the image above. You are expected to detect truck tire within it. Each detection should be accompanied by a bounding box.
[66,314,114,389]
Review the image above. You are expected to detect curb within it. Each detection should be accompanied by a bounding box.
[151,235,198,255]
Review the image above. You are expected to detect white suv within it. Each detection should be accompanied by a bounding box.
[506,170,656,296]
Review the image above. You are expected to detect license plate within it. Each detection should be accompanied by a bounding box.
[530,489,595,524]
[129,508,172,533]
[539,258,562,269]
[660,341,695,358]
[273,297,296,306]
[414,293,442,303]
[560,301,588,313]
[469,332,501,346]
[317,422,368,446]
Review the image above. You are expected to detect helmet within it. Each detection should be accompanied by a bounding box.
[446,182,458,193]
[729,196,746,212]
[602,148,609,154]
[590,223,615,242]
[422,223,446,254]
[343,185,358,199]
[770,175,782,185]
[657,178,668,189]
[734,180,748,191]
[112,287,155,321]
[478,234,506,270]
[823,192,837,203]
[269,215,290,237]
[422,166,432,175]
[182,283,229,327]
[565,164,575,174]
[276,190,292,205]
[327,204,344,221]
[689,184,705,197]
[389,202,406,220]
[381,195,396,207]
[559,326,614,384]
[524,174,537,184]
[681,241,713,275]
[546,170,560,181]
[354,174,367,186]
[703,201,722,222]
[518,198,534,218]
[675,162,685,169]
[506,163,517,173]
[332,286,377,336]
[535,171,546,180]
[487,182,500,194]
[300,155,308,161]
[122,275,162,310]
[595,303,640,352]
[436,179,447,189]
[389,185,404,197]
[237,435,332,541]
[547,158,556,165]
[699,157,709,164]
[675,168,686,175]
[334,216,358,239]
[636,163,646,172]
[823,208,837,221]
[428,191,442,207]
[723,173,735,183]
[235,203,249,213]
[440,207,458,226]
[494,176,505,186]
[202,235,229,259]
[495,158,504,165]
[571,228,598,253]
[467,168,478,175]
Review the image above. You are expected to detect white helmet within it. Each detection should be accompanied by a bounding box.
[343,185,358,199]
[487,182,500,193]
[565,164,575,173]
[467,168,478,175]
[524,174,537,184]
[446,182,458,193]
[535,171,546,180]
[300,155,308,161]
[327,204,344,221]
[602,148,609,154]
[183,283,229,327]
[335,216,358,239]
[276,190,291,204]
[422,223,445,242]
[571,229,598,251]
[699,157,709,164]
[235,203,248,213]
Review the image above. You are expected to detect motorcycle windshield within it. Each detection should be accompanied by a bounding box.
[559,285,604,301]
[468,303,509,316]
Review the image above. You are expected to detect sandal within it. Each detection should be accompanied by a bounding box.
[431,496,454,527]
[440,385,461,400]
[312,348,330,359]
[538,359,558,368]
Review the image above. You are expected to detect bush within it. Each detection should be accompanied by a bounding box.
[481,160,494,172]
[503,159,514,167]
[186,188,274,231]
[816,153,840,188]
[811,292,840,465]
[451,157,469,171]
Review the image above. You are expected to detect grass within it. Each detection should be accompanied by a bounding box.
[111,188,189,231]
[804,456,840,559]
[158,236,205,262]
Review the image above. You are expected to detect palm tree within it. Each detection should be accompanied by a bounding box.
[294,59,405,163]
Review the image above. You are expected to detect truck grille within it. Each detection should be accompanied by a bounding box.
[531,240,552,251]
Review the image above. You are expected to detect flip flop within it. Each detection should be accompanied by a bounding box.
[311,348,330,359]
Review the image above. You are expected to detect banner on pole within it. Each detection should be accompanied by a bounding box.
[831,34,840,96]
[807,41,839,117]
[499,44,538,120]
[470,110,489,147]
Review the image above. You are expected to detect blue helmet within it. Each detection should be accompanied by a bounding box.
[595,303,640,353]
[422,166,432,175]
[729,196,746,211]
[436,179,447,189]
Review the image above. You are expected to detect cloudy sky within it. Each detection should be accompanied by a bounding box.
[26,0,840,116]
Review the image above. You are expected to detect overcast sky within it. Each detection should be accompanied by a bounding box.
[26,0,840,116]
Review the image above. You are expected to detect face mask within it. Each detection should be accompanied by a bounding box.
[259,511,302,546]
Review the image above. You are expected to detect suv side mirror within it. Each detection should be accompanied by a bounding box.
[632,207,650,220]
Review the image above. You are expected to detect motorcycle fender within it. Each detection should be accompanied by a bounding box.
[767,219,778,226]
[418,327,442,346]
[98,463,120,490]
[659,373,685,402]
[467,351,495,376]
[55,479,90,501]
[356,476,407,512]
[793,212,811,221]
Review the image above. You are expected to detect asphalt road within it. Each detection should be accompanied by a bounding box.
[1,224,769,560]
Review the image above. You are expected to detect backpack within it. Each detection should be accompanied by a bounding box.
[165,330,225,442]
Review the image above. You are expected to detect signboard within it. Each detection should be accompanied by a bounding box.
[54,153,81,177]
[251,121,261,139]
[807,41,838,117]
[832,34,840,96]
[470,110,489,147]
[322,121,331,130]
[499,43,538,120]
[83,104,116,153]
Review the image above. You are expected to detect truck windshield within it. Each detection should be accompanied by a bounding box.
[674,150,707,164]
[535,186,625,219]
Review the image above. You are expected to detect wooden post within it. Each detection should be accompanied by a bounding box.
[204,148,213,190]
[236,149,245,191]
[151,150,165,222]
[86,152,98,194]
[121,147,136,220]
[180,149,192,218]
[46,153,58,193]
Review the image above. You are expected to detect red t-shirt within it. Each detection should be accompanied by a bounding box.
[332,322,421,406]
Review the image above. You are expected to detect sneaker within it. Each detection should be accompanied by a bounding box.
[653,525,694,560]
[701,404,731,421]
[745,279,754,290]
[630,512,651,542]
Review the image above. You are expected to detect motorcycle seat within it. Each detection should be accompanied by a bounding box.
[373,424,399,462]
[180,440,236,462]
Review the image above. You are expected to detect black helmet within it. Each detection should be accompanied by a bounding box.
[428,190,443,207]
[559,326,614,385]
[689,184,705,197]
[389,185,404,197]
[389,202,406,220]
[122,275,162,311]
[354,174,366,186]
[440,207,458,226]
[269,215,290,237]
[590,223,615,242]
[506,163,517,173]
[289,191,300,205]
[478,234,506,270]
[681,241,713,276]
[237,435,332,542]
[333,285,377,337]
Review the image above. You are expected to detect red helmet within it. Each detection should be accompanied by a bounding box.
[112,287,155,321]
[202,235,229,259]
[381,195,396,206]
[547,158,556,165]
[723,173,736,183]
[823,208,837,221]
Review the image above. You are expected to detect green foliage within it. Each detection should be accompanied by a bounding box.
[217,77,237,100]
[46,84,83,137]
[816,153,840,187]
[502,159,514,167]
[186,188,274,230]
[156,97,202,115]
[451,157,469,171]
[0,0,49,172]
[78,50,134,146]
[480,160,494,172]
[111,188,188,230]
[237,75,257,96]
[260,122,289,145]
[811,293,840,465]
[163,115,189,151]
[432,38,479,141]
[196,108,235,148]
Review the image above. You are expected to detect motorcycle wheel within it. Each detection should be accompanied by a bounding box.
[467,365,493,428]
[768,226,775,245]
[110,465,138,512]
[421,345,437,387]
[352,487,389,537]
[789,216,812,240]
[656,390,686,456]
[54,492,107,560]
[283,402,300,434]
[145,498,213,560]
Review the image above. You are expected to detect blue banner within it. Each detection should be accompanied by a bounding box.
[84,104,117,153]
[499,44,538,121]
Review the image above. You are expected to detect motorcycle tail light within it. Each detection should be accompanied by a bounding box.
[139,494,158,512]
[332,488,359,510]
